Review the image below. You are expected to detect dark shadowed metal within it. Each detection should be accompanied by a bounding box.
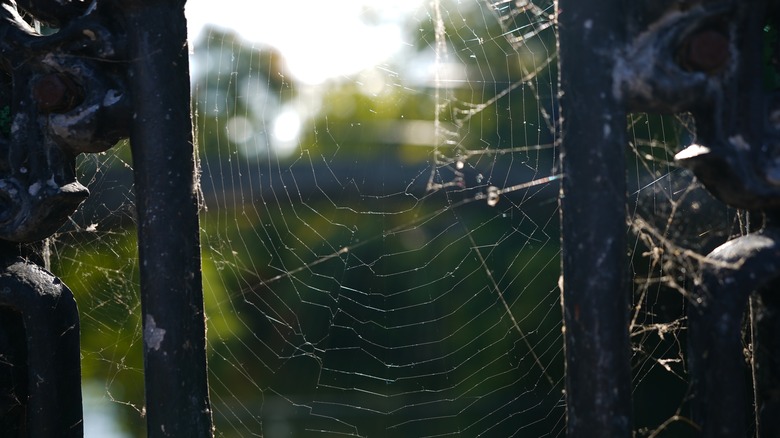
[0,244,83,437]
[119,1,214,436]
[685,228,775,437]
[0,1,135,435]
[557,0,780,433]
[557,1,633,436]
[0,0,213,434]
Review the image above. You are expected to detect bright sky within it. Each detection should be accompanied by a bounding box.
[185,0,425,85]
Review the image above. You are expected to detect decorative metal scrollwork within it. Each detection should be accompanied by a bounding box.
[617,1,780,435]
[0,0,130,242]
[617,1,777,211]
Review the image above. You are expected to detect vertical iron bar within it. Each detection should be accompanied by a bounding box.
[121,1,214,436]
[686,269,750,437]
[557,1,632,436]
[754,282,780,437]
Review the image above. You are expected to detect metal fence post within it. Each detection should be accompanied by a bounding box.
[0,0,211,435]
[557,1,633,436]
[590,0,776,435]
[0,245,83,437]
[118,1,214,436]
[0,1,137,435]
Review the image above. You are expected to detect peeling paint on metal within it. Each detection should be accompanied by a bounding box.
[144,314,166,351]
[729,134,750,151]
[103,89,122,106]
[28,181,41,196]
[584,19,593,30]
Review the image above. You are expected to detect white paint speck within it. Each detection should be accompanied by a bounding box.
[103,89,122,106]
[729,135,750,151]
[674,143,710,160]
[144,314,166,351]
[27,181,41,196]
[603,123,611,138]
[584,19,593,30]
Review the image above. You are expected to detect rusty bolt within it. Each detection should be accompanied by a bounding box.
[31,72,83,113]
[678,29,731,74]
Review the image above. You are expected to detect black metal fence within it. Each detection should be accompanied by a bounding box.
[0,1,211,436]
[560,0,779,436]
[0,0,777,436]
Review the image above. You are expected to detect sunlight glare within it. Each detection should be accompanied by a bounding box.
[272,107,301,157]
[185,0,424,85]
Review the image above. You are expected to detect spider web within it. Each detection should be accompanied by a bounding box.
[41,1,742,436]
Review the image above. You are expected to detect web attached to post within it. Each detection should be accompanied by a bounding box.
[45,1,740,436]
